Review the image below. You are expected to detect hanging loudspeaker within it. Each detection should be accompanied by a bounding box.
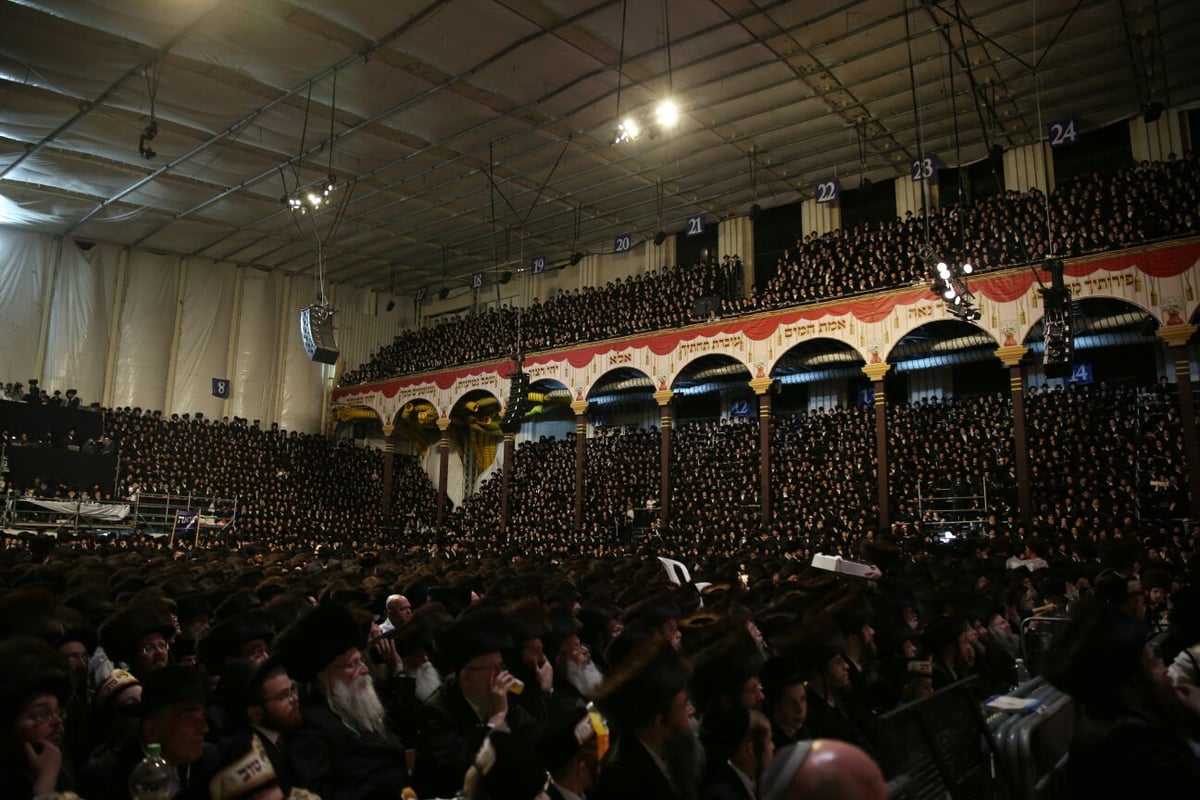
[300,305,339,365]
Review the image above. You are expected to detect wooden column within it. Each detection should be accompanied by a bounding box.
[499,432,516,533]
[436,417,451,526]
[655,389,674,527]
[750,376,774,531]
[572,399,588,532]
[381,424,395,517]
[996,346,1032,525]
[1158,325,1200,518]
[862,363,891,532]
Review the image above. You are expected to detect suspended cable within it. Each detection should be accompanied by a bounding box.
[1032,0,1054,254]
[903,0,931,246]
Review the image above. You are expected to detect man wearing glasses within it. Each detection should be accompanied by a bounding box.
[98,603,176,681]
[215,657,304,795]
[415,608,536,798]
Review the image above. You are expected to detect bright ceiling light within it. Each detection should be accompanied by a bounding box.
[614,116,640,144]
[655,99,679,129]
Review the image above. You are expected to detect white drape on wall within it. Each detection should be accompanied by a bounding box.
[0,229,420,432]
[230,269,284,424]
[0,229,53,383]
[172,257,237,419]
[112,250,178,410]
[44,241,121,401]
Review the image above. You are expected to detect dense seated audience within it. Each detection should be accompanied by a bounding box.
[2,372,1199,799]
[887,392,1017,527]
[340,152,1199,386]
[771,405,876,554]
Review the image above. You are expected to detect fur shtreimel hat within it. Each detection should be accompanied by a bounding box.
[99,604,176,665]
[272,602,365,683]
[0,635,70,724]
[435,608,514,674]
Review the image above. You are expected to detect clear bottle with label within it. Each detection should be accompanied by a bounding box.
[128,742,178,800]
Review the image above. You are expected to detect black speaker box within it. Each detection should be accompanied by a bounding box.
[300,305,339,365]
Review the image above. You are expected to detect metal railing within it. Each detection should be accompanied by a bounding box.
[1,490,237,543]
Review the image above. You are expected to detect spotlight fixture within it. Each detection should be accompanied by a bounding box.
[655,99,679,130]
[569,251,584,266]
[610,0,680,146]
[654,230,667,246]
[928,258,981,322]
[614,117,640,145]
[1143,101,1165,123]
[282,174,339,215]
[385,299,395,312]
[138,122,158,160]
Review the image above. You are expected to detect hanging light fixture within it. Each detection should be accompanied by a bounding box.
[612,0,680,144]
[282,74,341,215]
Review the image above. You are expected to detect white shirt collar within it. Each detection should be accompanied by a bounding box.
[728,760,756,798]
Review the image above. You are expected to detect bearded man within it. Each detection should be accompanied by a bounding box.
[592,635,705,800]
[274,602,413,800]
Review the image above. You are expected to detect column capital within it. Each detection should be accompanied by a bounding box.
[1157,324,1196,349]
[503,432,516,444]
[381,422,395,437]
[653,389,674,406]
[570,399,589,416]
[749,376,774,395]
[995,345,1029,368]
[861,362,890,382]
[436,417,451,433]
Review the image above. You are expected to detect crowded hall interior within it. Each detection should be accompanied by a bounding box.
[3,1,1200,799]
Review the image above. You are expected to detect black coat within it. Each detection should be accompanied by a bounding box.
[81,736,217,800]
[700,761,753,800]
[218,729,299,795]
[1066,707,1200,795]
[288,700,410,800]
[592,736,685,800]
[413,679,535,799]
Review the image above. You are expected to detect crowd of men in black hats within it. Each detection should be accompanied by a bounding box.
[1,374,1199,798]
[4,504,1200,800]
[340,152,1199,387]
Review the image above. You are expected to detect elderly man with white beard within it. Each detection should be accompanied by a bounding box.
[546,609,606,711]
[273,602,414,800]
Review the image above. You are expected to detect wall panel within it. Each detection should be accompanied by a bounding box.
[42,241,120,402]
[111,251,178,410]
[171,258,237,419]
[229,269,284,423]
[0,229,53,383]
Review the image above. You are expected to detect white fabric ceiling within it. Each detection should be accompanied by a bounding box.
[1,0,1198,293]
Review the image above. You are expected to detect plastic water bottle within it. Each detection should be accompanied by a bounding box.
[128,742,178,800]
[1014,658,1032,685]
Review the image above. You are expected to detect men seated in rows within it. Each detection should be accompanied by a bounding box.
[215,657,304,795]
[81,665,218,800]
[274,601,412,800]
[415,607,535,797]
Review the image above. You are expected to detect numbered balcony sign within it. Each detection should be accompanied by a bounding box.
[814,178,840,204]
[910,156,937,182]
[1048,118,1079,147]
[685,214,706,237]
[613,232,633,253]
[530,256,546,275]
[415,286,428,303]
[471,271,485,289]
